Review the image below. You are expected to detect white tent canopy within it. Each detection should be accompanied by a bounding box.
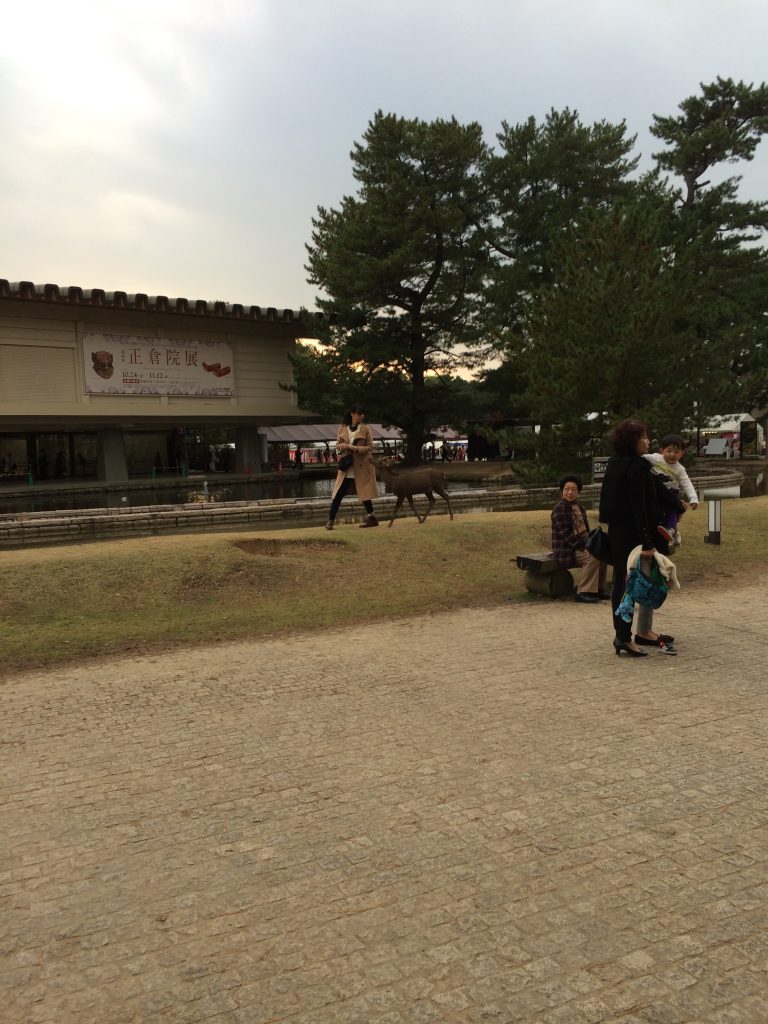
[701,412,755,433]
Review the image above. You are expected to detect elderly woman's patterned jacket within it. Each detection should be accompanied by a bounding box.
[550,498,591,569]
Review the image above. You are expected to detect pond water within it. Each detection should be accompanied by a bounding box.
[2,469,765,516]
[699,470,766,500]
[1,475,508,515]
[0,478,327,515]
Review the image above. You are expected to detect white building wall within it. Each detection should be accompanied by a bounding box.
[0,307,301,425]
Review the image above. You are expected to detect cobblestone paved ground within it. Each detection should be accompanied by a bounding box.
[2,578,767,1024]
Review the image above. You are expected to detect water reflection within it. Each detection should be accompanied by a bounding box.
[4,476,500,515]
[3,468,765,517]
[1,477,336,515]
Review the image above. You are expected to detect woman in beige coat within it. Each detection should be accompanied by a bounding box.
[325,404,379,529]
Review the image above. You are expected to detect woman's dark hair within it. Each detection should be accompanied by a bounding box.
[611,418,649,456]
[559,475,583,492]
[342,403,365,426]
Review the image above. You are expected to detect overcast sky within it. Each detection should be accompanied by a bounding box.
[1,0,766,312]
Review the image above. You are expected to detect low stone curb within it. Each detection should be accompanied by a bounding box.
[0,472,740,546]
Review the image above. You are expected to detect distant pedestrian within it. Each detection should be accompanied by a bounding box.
[325,403,379,530]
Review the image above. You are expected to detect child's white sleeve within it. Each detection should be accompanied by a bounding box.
[676,464,698,503]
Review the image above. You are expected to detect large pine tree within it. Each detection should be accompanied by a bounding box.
[301,112,493,461]
[520,189,731,442]
[651,77,768,425]
[485,108,639,353]
[496,79,768,454]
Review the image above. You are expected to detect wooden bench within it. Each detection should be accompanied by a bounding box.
[515,552,574,598]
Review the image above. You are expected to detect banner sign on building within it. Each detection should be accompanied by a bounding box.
[82,334,235,396]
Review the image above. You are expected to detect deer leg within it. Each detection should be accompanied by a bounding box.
[434,484,454,520]
[420,490,436,523]
[388,495,405,527]
[406,495,424,523]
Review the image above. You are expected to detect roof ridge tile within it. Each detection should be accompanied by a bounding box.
[0,277,301,322]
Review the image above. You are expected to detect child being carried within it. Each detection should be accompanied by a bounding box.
[644,433,698,547]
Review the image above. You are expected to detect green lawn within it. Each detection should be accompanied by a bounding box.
[1,499,766,677]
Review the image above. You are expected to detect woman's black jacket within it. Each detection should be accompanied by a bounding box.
[598,454,660,552]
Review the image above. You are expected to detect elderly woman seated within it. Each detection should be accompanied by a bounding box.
[551,475,609,604]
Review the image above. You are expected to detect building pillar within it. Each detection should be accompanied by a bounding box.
[25,434,37,480]
[234,427,268,474]
[97,428,128,482]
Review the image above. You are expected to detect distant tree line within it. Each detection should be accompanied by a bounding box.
[291,77,768,466]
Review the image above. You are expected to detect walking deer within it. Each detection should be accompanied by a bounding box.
[372,459,454,527]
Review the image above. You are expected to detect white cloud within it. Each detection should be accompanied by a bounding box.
[1,0,766,309]
[97,191,195,233]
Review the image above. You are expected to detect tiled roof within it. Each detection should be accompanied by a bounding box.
[0,279,302,322]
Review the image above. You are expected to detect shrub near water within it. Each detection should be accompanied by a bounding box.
[1,499,766,677]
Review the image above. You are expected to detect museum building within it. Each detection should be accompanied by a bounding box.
[0,279,308,482]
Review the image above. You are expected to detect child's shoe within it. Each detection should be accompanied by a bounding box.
[657,638,677,656]
[673,529,682,546]
[656,524,674,543]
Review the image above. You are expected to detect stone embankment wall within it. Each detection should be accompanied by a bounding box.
[0,473,741,547]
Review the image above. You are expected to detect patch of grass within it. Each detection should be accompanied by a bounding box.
[1,498,766,677]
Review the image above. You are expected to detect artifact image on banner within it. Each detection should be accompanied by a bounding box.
[82,334,235,396]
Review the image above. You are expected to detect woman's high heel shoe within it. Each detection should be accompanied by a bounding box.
[613,639,648,658]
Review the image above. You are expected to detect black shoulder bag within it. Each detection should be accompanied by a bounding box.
[585,526,612,564]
